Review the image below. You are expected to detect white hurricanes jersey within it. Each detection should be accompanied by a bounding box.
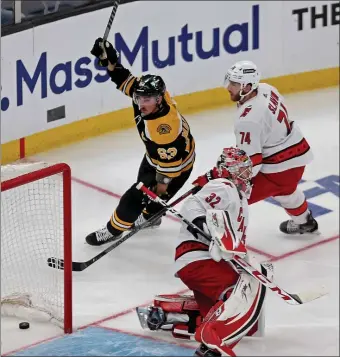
[174,178,249,273]
[234,83,313,176]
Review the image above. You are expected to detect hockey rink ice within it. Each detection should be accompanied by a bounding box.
[1,86,339,356]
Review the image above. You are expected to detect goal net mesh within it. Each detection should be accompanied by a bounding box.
[1,162,67,327]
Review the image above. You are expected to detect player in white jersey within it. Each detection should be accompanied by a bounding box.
[197,61,318,235]
[136,148,271,357]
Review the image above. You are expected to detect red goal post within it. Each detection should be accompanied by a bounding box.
[1,162,72,333]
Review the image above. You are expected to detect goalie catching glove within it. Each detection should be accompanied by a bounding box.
[206,209,247,262]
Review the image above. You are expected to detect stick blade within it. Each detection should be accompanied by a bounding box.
[47,257,88,272]
[70,262,87,272]
[288,286,328,305]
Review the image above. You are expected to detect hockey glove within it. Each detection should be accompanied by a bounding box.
[186,216,211,241]
[192,167,229,188]
[143,185,170,216]
[91,38,119,67]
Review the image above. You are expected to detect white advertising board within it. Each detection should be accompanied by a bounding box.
[1,1,338,142]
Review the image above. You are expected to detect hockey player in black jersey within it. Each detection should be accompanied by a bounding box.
[86,38,196,246]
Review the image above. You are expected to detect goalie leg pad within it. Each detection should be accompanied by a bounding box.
[136,259,271,339]
[172,323,196,340]
[154,294,200,312]
[136,294,201,334]
[195,263,269,353]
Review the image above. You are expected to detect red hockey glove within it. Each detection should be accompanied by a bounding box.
[192,167,223,188]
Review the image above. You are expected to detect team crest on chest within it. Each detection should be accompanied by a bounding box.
[157,124,171,134]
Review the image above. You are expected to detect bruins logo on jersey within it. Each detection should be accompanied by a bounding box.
[157,124,171,135]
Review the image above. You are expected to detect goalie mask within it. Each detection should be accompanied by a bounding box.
[216,147,253,198]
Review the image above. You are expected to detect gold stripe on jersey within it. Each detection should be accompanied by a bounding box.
[156,158,195,178]
[179,142,195,173]
[146,140,195,178]
[148,155,183,168]
[144,107,181,145]
[156,169,182,178]
[181,116,191,153]
[182,139,195,165]
[145,154,181,178]
[182,160,194,173]
[146,153,183,175]
[118,74,136,97]
[157,138,195,175]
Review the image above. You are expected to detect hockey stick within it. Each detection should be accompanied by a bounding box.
[137,183,328,305]
[47,185,200,272]
[103,0,120,41]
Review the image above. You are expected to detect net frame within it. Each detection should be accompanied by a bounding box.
[1,162,73,333]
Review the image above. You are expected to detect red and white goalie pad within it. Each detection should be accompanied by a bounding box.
[136,294,201,340]
[136,281,270,342]
[195,261,272,355]
[206,209,247,262]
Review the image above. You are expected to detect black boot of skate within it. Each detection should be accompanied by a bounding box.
[195,344,221,357]
[85,224,122,246]
[279,211,318,235]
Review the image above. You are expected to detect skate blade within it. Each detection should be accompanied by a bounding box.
[300,229,321,236]
[282,229,321,237]
[145,225,161,230]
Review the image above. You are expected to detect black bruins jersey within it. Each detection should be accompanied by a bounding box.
[108,64,195,179]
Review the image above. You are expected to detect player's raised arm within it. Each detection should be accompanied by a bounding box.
[91,37,137,97]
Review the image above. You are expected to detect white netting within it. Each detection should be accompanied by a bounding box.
[1,162,67,328]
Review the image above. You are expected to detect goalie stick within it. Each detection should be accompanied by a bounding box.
[47,185,200,272]
[137,182,328,305]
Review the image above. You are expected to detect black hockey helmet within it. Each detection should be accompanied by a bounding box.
[134,74,166,98]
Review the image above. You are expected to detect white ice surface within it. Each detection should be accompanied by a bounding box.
[1,87,339,356]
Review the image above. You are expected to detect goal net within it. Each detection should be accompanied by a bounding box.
[1,162,72,333]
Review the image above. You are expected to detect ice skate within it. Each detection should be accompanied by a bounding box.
[279,211,318,235]
[85,226,122,246]
[133,214,162,230]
